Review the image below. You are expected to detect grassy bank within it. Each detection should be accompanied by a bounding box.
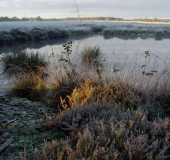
[1,22,170,44]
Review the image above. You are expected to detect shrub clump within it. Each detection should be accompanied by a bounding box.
[10,73,49,101]
[36,104,170,160]
[67,78,140,108]
[1,51,48,75]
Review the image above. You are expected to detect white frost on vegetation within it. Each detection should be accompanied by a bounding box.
[0,21,170,32]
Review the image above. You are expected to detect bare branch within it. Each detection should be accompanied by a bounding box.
[73,0,82,23]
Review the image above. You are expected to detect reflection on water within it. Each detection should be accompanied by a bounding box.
[0,35,90,54]
[103,34,169,41]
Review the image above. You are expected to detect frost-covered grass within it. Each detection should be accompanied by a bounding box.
[0,21,170,38]
[1,21,170,45]
[0,21,170,33]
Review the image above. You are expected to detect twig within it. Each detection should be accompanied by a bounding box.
[5,117,17,126]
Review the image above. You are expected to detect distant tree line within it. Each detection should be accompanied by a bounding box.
[131,18,170,23]
[61,17,123,21]
[0,16,123,22]
[1,16,169,23]
[0,16,60,22]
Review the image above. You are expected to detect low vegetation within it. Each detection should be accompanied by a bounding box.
[67,78,140,108]
[1,41,170,160]
[35,104,170,160]
[81,46,102,66]
[1,51,48,75]
[1,21,170,45]
[0,28,68,44]
[10,72,48,101]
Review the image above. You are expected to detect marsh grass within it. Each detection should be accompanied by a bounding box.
[81,45,102,66]
[4,39,170,160]
[10,71,49,101]
[1,51,48,76]
[6,42,170,116]
[9,63,80,106]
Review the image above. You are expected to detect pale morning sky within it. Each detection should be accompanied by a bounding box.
[0,0,169,19]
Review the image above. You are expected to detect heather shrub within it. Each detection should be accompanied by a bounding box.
[154,83,170,114]
[67,78,140,108]
[36,104,170,160]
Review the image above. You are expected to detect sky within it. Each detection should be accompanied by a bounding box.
[0,0,170,19]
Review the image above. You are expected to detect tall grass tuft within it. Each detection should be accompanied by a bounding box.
[81,45,102,66]
[1,51,48,76]
[10,71,49,101]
